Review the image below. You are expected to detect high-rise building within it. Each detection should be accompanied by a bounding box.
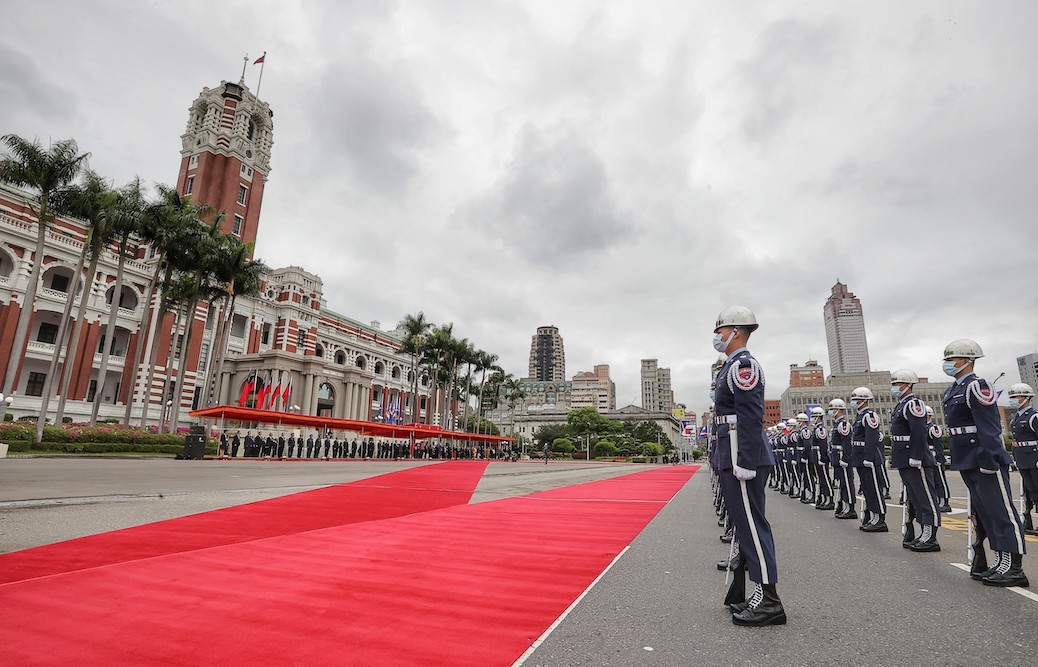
[176,80,273,252]
[571,364,616,412]
[640,359,673,412]
[528,326,565,381]
[789,360,825,388]
[823,281,871,374]
[764,399,782,426]
[1018,353,1038,390]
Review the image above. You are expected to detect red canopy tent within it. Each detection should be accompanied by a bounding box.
[188,405,514,444]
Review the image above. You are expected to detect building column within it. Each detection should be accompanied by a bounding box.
[344,382,355,420]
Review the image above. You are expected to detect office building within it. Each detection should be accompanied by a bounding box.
[824,281,871,373]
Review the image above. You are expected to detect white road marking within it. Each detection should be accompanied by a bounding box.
[949,562,1038,603]
[513,546,631,666]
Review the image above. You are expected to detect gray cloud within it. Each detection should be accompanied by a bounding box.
[0,43,78,125]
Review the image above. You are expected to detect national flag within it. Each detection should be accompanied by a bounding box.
[253,54,265,65]
[255,370,272,409]
[266,372,283,410]
[238,370,256,407]
[280,379,292,408]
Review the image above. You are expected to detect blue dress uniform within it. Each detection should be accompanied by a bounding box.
[809,421,833,509]
[787,427,802,498]
[1009,404,1038,535]
[797,424,814,503]
[889,393,941,550]
[851,407,887,530]
[714,347,779,589]
[943,373,1027,583]
[830,417,857,518]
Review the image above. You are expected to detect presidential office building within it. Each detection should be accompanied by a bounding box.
[0,77,435,425]
[779,370,952,431]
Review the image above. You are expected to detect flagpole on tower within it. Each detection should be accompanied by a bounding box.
[240,54,249,84]
[255,51,267,97]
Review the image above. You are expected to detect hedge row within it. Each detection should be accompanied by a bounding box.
[0,422,191,446]
[4,441,217,455]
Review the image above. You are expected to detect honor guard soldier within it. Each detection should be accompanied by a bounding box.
[828,399,857,519]
[888,369,942,552]
[850,387,887,532]
[711,306,785,626]
[795,413,814,504]
[785,418,801,498]
[925,406,953,513]
[809,407,834,510]
[1007,383,1038,536]
[942,339,1028,586]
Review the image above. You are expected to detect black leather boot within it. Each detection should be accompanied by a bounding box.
[861,513,888,532]
[718,541,741,571]
[723,554,746,612]
[1023,511,1037,537]
[901,520,916,548]
[982,552,1029,588]
[969,518,991,580]
[908,525,941,552]
[732,583,786,626]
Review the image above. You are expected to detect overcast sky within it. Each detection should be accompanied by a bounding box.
[4,1,1037,415]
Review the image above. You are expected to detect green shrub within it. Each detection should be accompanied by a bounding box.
[593,440,617,457]
[0,422,36,442]
[552,437,575,453]
[629,456,648,463]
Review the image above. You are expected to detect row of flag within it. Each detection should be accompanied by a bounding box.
[377,393,405,424]
[238,370,292,411]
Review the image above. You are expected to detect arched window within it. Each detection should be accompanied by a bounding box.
[317,382,335,417]
[374,361,385,375]
[335,351,346,365]
[391,366,402,380]
[355,356,367,370]
[314,344,324,358]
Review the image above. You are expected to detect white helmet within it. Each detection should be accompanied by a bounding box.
[1008,383,1036,399]
[785,418,798,427]
[943,339,984,360]
[850,387,874,402]
[828,398,847,410]
[810,407,824,417]
[925,405,935,417]
[890,369,919,385]
[714,306,759,333]
[796,412,809,422]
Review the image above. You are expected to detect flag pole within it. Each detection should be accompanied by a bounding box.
[240,54,249,83]
[256,51,267,97]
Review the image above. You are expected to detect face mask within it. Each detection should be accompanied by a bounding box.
[713,329,736,353]
[943,360,965,377]
[853,401,865,412]
[827,409,836,418]
[1009,399,1021,409]
[890,386,904,399]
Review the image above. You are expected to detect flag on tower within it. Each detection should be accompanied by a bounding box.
[253,54,265,65]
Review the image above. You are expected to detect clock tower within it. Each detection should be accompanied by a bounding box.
[176,80,273,252]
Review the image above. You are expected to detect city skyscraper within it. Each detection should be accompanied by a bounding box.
[640,359,673,412]
[528,326,566,381]
[1018,353,1038,390]
[823,281,871,374]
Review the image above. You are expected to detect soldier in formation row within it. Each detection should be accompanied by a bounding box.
[707,314,1030,627]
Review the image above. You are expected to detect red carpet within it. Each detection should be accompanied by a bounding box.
[0,461,487,585]
[0,465,698,666]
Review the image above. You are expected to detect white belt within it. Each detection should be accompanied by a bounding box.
[890,435,911,442]
[852,441,865,446]
[831,445,843,451]
[1014,440,1038,447]
[948,426,978,435]
[715,415,737,425]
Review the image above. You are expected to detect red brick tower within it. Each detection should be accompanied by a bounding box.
[175,80,273,251]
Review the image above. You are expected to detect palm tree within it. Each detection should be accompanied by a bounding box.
[472,350,500,434]
[89,178,146,425]
[133,187,216,428]
[45,172,119,437]
[420,323,454,425]
[205,237,267,407]
[395,312,431,424]
[0,135,89,395]
[457,340,478,431]
[502,375,526,439]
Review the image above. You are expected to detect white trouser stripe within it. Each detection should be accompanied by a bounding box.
[995,471,1025,553]
[918,467,939,526]
[739,479,769,585]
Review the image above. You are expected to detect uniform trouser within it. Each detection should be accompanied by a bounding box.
[834,463,855,506]
[813,463,832,498]
[877,461,890,493]
[801,461,814,496]
[930,463,949,501]
[960,467,1026,554]
[898,466,940,527]
[1020,468,1038,509]
[856,465,886,515]
[719,466,779,585]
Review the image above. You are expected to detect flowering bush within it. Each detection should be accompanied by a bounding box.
[40,423,188,445]
[0,421,35,442]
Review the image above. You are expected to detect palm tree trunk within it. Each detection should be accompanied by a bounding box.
[36,247,87,440]
[4,208,48,395]
[138,263,173,427]
[54,250,101,425]
[156,300,185,432]
[169,295,200,433]
[89,247,127,425]
[461,363,473,432]
[206,292,236,407]
[122,259,161,425]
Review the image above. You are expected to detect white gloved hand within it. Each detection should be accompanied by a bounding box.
[840,461,849,468]
[863,460,875,468]
[979,467,998,475]
[909,458,922,468]
[800,458,808,464]
[733,464,757,481]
